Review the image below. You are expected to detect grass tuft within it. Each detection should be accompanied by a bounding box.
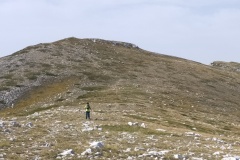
[102,124,170,136]
[18,104,60,116]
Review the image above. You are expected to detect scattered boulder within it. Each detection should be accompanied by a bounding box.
[90,141,104,149]
[123,148,131,153]
[82,122,94,132]
[140,150,170,158]
[80,141,104,158]
[140,123,146,128]
[212,137,225,143]
[222,156,240,160]
[156,128,166,132]
[4,128,11,133]
[174,154,184,159]
[57,149,74,158]
[10,121,21,127]
[81,148,92,156]
[213,151,223,156]
[128,122,138,126]
[134,147,145,152]
[192,157,204,160]
[0,121,6,127]
[25,122,33,128]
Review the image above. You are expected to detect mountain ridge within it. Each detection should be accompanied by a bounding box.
[0,37,240,159]
[0,37,201,109]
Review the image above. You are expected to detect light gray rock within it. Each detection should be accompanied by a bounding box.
[0,121,6,127]
[10,121,21,127]
[140,123,146,128]
[192,157,204,160]
[4,128,11,133]
[25,122,33,128]
[222,156,240,160]
[90,141,104,149]
[58,149,74,157]
[81,148,92,156]
[123,148,131,153]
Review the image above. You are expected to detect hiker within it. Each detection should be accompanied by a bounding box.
[84,102,91,119]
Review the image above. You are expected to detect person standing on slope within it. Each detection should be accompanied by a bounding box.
[84,102,91,119]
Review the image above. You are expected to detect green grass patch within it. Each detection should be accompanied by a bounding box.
[25,72,40,80]
[40,63,52,68]
[81,86,107,91]
[196,125,225,134]
[1,77,78,116]
[0,86,9,91]
[0,140,11,148]
[45,72,57,77]
[125,114,160,123]
[83,71,112,82]
[77,85,148,104]
[164,119,194,130]
[5,80,18,86]
[102,144,123,157]
[1,74,14,79]
[163,119,226,135]
[77,89,119,101]
[102,124,169,136]
[18,104,60,116]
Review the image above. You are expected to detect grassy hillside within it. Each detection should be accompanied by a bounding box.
[0,37,239,159]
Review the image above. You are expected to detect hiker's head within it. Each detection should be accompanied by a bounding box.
[87,102,89,104]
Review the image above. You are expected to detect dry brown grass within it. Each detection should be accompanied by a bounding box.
[0,103,239,159]
[0,38,240,159]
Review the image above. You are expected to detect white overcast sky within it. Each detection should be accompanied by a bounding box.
[0,0,240,64]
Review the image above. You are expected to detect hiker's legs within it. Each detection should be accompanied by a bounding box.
[86,111,90,119]
[88,112,90,119]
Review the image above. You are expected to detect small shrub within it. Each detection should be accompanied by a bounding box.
[0,86,9,91]
[25,72,40,80]
[102,124,140,133]
[0,100,6,104]
[28,75,38,80]
[26,62,36,68]
[18,58,25,62]
[56,98,65,102]
[41,63,52,68]
[55,64,65,69]
[82,71,112,82]
[5,80,17,86]
[37,48,49,53]
[45,72,57,76]
[77,94,89,99]
[81,86,106,91]
[1,74,14,79]
[223,125,231,131]
[15,84,25,87]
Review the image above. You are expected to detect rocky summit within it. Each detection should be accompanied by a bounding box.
[0,37,240,160]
